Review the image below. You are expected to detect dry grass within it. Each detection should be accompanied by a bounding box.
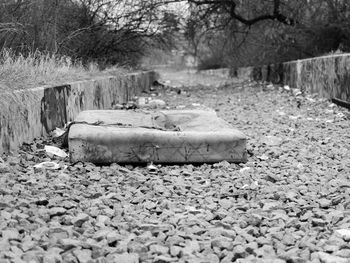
[0,49,128,91]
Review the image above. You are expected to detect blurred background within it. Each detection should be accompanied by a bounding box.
[0,0,349,70]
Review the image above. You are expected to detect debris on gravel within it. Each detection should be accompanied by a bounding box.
[0,70,349,262]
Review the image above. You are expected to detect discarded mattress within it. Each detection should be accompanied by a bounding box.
[68,110,247,164]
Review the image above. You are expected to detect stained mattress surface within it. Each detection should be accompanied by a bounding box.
[68,110,247,163]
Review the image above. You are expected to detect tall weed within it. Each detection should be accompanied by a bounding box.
[0,49,123,91]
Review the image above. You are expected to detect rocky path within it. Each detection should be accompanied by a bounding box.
[1,70,350,263]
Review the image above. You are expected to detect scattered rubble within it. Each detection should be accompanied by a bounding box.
[44,145,68,158]
[0,71,349,262]
[33,161,60,170]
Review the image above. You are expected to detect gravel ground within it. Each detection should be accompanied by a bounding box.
[1,70,350,263]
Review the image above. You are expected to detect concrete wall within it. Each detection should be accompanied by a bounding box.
[0,71,158,153]
[200,68,232,79]
[201,53,350,102]
[283,54,350,101]
[201,65,283,83]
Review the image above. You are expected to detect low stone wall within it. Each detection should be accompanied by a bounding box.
[283,54,350,101]
[199,68,232,78]
[202,64,283,83]
[0,71,158,153]
[201,53,350,101]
